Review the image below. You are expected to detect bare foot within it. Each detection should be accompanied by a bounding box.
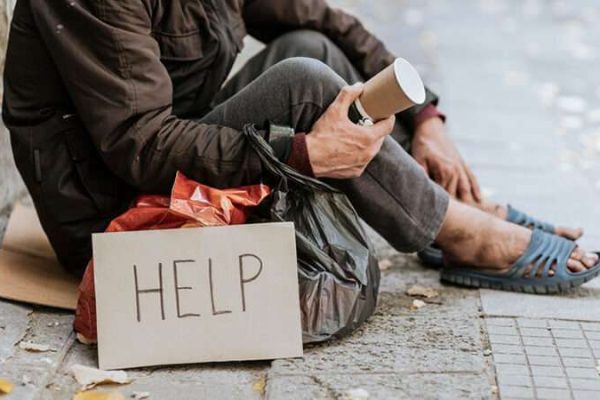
[436,200,597,275]
[471,199,584,241]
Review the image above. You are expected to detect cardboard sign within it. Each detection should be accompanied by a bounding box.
[92,222,302,370]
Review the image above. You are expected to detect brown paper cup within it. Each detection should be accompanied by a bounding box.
[357,58,426,121]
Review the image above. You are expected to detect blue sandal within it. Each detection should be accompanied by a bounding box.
[441,229,600,293]
[419,205,557,268]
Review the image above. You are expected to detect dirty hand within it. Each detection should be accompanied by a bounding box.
[306,83,395,179]
[412,117,482,203]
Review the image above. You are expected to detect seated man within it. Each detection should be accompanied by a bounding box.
[3,0,599,292]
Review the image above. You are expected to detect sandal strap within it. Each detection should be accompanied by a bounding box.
[510,229,577,280]
[507,205,555,233]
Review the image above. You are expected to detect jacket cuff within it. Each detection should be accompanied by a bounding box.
[286,133,314,177]
[414,104,446,128]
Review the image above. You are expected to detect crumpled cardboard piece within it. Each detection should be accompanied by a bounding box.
[0,202,79,309]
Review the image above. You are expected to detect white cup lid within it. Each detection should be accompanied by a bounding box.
[393,58,426,105]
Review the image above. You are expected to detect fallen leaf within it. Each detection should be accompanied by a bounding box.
[407,285,439,299]
[73,391,127,400]
[71,365,131,390]
[410,299,426,310]
[252,377,266,395]
[378,259,393,271]
[343,388,370,400]
[131,392,150,399]
[18,341,55,352]
[0,379,14,394]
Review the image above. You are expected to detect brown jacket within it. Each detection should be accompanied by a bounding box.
[3,0,437,274]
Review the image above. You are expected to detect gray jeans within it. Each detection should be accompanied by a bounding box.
[199,30,449,253]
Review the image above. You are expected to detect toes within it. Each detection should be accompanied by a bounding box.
[582,252,599,268]
[555,226,584,240]
[567,258,587,273]
[572,247,598,268]
[572,247,585,261]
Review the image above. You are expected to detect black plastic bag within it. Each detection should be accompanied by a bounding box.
[244,124,380,343]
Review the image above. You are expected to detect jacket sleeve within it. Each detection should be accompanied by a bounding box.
[29,0,263,194]
[243,0,439,132]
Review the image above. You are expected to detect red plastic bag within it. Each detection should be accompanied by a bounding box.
[74,172,270,342]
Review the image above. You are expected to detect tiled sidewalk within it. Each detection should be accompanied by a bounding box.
[487,317,600,399]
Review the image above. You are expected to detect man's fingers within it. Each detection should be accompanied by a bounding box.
[465,164,483,202]
[457,170,474,203]
[446,172,459,198]
[369,115,395,139]
[334,83,364,113]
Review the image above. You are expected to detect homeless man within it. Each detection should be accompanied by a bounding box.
[3,0,599,292]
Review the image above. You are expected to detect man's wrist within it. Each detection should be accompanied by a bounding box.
[414,104,446,133]
[414,115,445,139]
[286,133,315,177]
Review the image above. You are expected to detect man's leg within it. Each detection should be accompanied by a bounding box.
[202,57,448,253]
[247,31,583,240]
[212,30,413,152]
[203,56,599,275]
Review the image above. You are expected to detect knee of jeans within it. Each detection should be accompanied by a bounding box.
[274,57,346,105]
[273,30,335,60]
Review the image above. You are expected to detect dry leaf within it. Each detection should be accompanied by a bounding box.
[0,379,14,394]
[342,388,370,400]
[18,340,55,352]
[73,391,127,400]
[71,365,131,390]
[407,285,439,299]
[378,259,393,271]
[410,299,426,310]
[252,377,266,395]
[131,392,150,399]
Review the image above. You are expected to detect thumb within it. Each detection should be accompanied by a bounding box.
[334,83,364,113]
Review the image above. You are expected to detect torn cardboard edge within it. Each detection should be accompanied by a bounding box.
[0,202,78,310]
